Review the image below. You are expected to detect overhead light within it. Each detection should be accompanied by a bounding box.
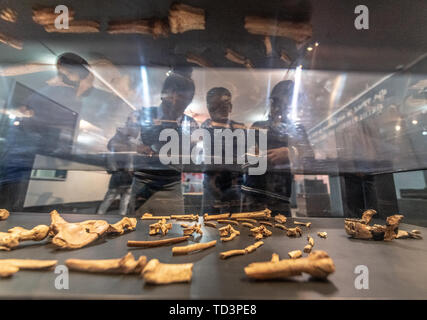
[412,120,418,125]
[315,42,319,47]
[8,113,16,120]
[395,125,401,131]
[307,47,313,52]
[423,131,427,136]
[13,121,20,126]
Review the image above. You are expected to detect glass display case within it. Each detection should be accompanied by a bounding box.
[0,0,426,300]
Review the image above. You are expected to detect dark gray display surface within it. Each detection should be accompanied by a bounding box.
[0,212,426,299]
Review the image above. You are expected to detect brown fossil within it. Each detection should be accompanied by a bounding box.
[149,218,172,236]
[128,236,189,248]
[287,227,302,237]
[263,36,273,56]
[108,19,169,38]
[0,32,22,50]
[217,219,239,226]
[274,214,287,224]
[172,240,217,255]
[250,225,272,240]
[32,6,75,25]
[141,213,171,220]
[171,214,198,221]
[65,253,146,274]
[244,250,335,280]
[0,8,17,23]
[236,218,257,224]
[204,221,217,228]
[142,259,193,284]
[288,250,302,259]
[0,209,9,221]
[43,20,100,33]
[294,221,311,228]
[274,223,288,231]
[183,223,203,237]
[244,16,312,42]
[0,259,57,278]
[259,221,273,227]
[107,217,137,235]
[271,253,280,262]
[230,209,271,220]
[168,3,205,34]
[396,230,422,240]
[219,224,240,242]
[317,232,327,239]
[304,235,315,253]
[241,222,255,228]
[186,53,213,68]
[280,50,292,64]
[203,213,230,221]
[220,241,264,259]
[0,225,50,251]
[225,48,253,68]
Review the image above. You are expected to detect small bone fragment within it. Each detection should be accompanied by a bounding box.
[107,19,169,38]
[304,235,315,253]
[32,6,75,25]
[220,241,264,259]
[274,214,287,224]
[142,259,193,284]
[0,225,50,251]
[361,209,377,224]
[204,221,217,228]
[172,240,216,255]
[317,232,327,239]
[294,221,311,228]
[180,223,189,228]
[384,215,404,241]
[203,213,230,221]
[274,223,288,231]
[65,253,146,274]
[288,250,302,259]
[0,209,9,221]
[250,225,272,240]
[231,209,271,220]
[0,8,17,23]
[0,32,22,50]
[280,50,292,64]
[219,224,240,242]
[0,259,57,278]
[171,214,198,221]
[149,219,172,236]
[168,3,205,34]
[264,36,272,56]
[225,48,253,68]
[127,236,189,248]
[244,250,335,280]
[43,21,100,33]
[271,253,280,262]
[244,16,312,42]
[217,219,239,226]
[242,222,254,228]
[236,218,257,224]
[260,221,273,227]
[107,217,137,235]
[287,227,302,237]
[186,53,213,67]
[183,224,203,236]
[141,213,171,220]
[396,230,422,240]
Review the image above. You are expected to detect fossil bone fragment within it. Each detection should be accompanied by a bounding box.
[65,253,146,274]
[242,222,255,228]
[203,213,230,221]
[32,6,75,25]
[149,219,172,236]
[259,221,273,227]
[43,20,100,33]
[0,259,57,278]
[264,36,273,56]
[271,253,280,262]
[0,8,17,23]
[231,209,271,220]
[244,16,312,42]
[219,224,240,242]
[250,225,272,240]
[0,225,50,251]
[274,214,287,224]
[0,32,22,50]
[142,259,193,284]
[384,215,404,241]
[108,19,169,38]
[217,219,239,226]
[317,232,327,239]
[171,214,198,221]
[236,218,257,224]
[396,230,423,240]
[288,250,302,259]
[127,236,189,248]
[204,221,217,228]
[287,227,302,237]
[0,209,9,221]
[168,3,205,34]
[274,223,287,231]
[107,217,137,235]
[172,240,216,255]
[141,213,171,220]
[186,53,213,67]
[220,241,264,259]
[294,221,311,228]
[280,50,292,64]
[304,235,315,253]
[225,48,253,68]
[183,223,203,236]
[244,250,335,280]
[180,223,189,228]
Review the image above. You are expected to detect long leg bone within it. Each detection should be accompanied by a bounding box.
[0,259,57,278]
[168,3,205,34]
[230,209,271,220]
[220,241,264,259]
[203,213,230,221]
[171,214,198,221]
[108,19,169,38]
[172,240,217,255]
[142,259,193,284]
[128,236,189,248]
[225,49,253,68]
[141,213,171,220]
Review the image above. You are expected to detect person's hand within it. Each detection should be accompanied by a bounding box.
[267,147,289,165]
[137,144,154,157]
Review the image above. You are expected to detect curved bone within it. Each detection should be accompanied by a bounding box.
[66,253,146,274]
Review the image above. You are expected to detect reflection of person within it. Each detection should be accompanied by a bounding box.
[128,72,198,216]
[241,80,314,216]
[97,115,138,215]
[201,87,244,213]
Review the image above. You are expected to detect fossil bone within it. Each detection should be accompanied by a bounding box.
[0,225,50,251]
[0,8,17,23]
[0,32,22,50]
[204,221,217,228]
[242,222,255,228]
[280,50,292,64]
[172,240,216,255]
[236,218,257,224]
[287,227,302,237]
[108,19,169,38]
[264,36,273,56]
[141,213,171,220]
[186,53,213,67]
[168,3,205,34]
[396,230,423,240]
[142,259,193,284]
[0,259,57,278]
[271,253,280,262]
[244,250,335,280]
[183,223,203,236]
[294,221,311,228]
[43,20,100,33]
[0,209,9,221]
[203,213,230,221]
[304,235,315,253]
[127,236,189,248]
[65,253,146,274]
[225,48,253,68]
[317,232,327,239]
[274,214,287,224]
[230,209,271,220]
[32,6,75,25]
[171,214,198,221]
[244,16,312,42]
[107,217,137,235]
[149,218,172,236]
[217,219,239,226]
[259,221,273,227]
[220,241,264,259]
[250,225,272,240]
[274,223,287,231]
[219,224,240,242]
[288,250,302,259]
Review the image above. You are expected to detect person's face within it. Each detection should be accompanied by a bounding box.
[270,94,290,120]
[208,94,232,123]
[161,89,193,119]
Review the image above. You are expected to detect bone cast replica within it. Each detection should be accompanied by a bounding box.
[203,213,230,221]
[172,240,217,255]
[231,209,271,220]
[128,236,190,248]
[0,8,17,23]
[171,214,198,221]
[250,225,272,240]
[107,217,137,235]
[65,253,146,274]
[0,225,50,251]
[0,259,57,278]
[236,218,257,224]
[317,232,327,239]
[186,53,213,67]
[242,222,255,228]
[225,49,253,68]
[168,3,205,34]
[0,209,9,221]
[182,223,203,237]
[304,235,315,253]
[344,209,409,241]
[219,224,240,242]
[294,221,311,228]
[244,250,335,280]
[274,214,287,224]
[0,31,22,50]
[244,16,312,43]
[142,259,193,284]
[220,241,264,259]
[204,221,217,228]
[149,219,172,236]
[108,19,169,38]
[217,219,239,226]
[141,213,171,220]
[288,250,302,259]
